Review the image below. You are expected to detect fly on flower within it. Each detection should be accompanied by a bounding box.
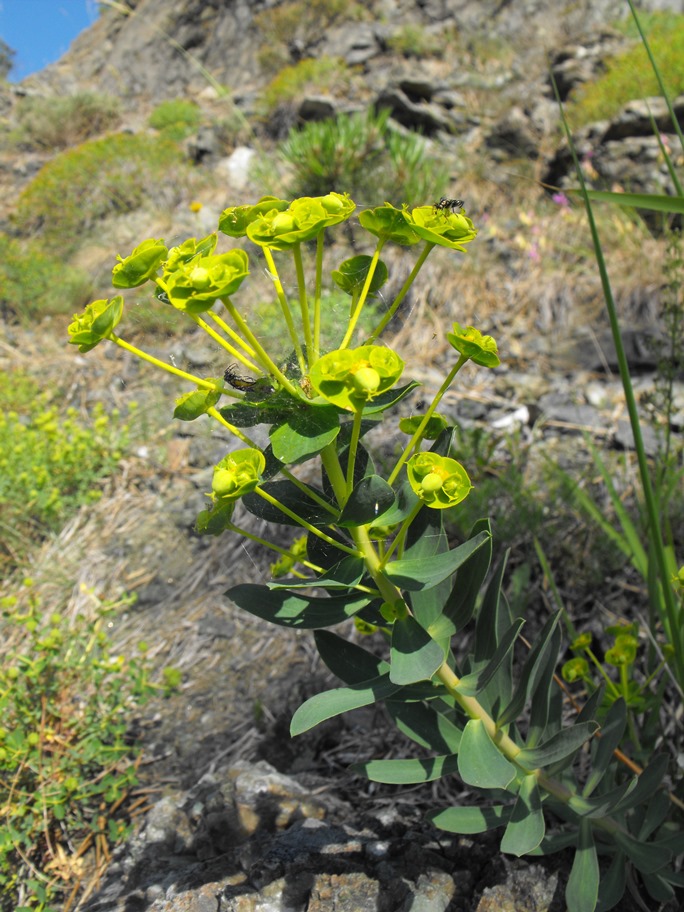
[435,197,465,214]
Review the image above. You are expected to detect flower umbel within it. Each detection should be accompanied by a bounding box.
[447,323,500,368]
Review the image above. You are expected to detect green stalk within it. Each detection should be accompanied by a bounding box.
[206,407,259,448]
[110,334,219,390]
[387,354,468,486]
[262,247,306,372]
[255,486,361,557]
[364,241,434,344]
[293,242,314,366]
[312,232,324,361]
[220,296,301,398]
[379,500,423,566]
[553,74,684,684]
[340,239,386,349]
[345,410,364,496]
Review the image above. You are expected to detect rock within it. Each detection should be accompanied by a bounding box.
[486,106,540,159]
[374,86,456,135]
[297,95,337,122]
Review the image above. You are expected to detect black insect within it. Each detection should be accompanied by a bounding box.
[223,363,260,392]
[435,197,464,214]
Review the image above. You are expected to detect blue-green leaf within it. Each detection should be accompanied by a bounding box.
[268,556,365,591]
[583,699,627,796]
[595,852,625,912]
[290,674,400,735]
[457,719,517,789]
[361,381,421,414]
[243,480,337,525]
[338,475,395,527]
[611,754,669,814]
[496,611,561,728]
[516,722,598,769]
[428,804,509,834]
[443,517,493,631]
[566,821,599,912]
[355,753,458,784]
[386,700,463,754]
[314,630,388,684]
[269,404,339,464]
[613,831,671,874]
[384,531,490,591]
[500,775,545,856]
[227,584,371,628]
[455,618,525,697]
[390,615,445,684]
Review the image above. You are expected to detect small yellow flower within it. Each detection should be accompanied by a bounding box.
[189,201,203,213]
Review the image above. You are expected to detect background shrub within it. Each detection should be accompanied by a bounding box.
[12,133,185,255]
[148,98,201,140]
[275,108,448,203]
[7,92,121,150]
[0,372,132,576]
[567,11,684,126]
[0,234,93,321]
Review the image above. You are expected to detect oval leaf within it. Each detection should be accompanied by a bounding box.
[270,404,340,464]
[500,775,545,856]
[428,804,509,834]
[457,719,517,790]
[390,615,445,685]
[227,584,370,628]
[355,753,459,784]
[290,674,400,735]
[339,474,395,527]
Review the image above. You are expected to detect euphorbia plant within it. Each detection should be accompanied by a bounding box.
[69,193,682,912]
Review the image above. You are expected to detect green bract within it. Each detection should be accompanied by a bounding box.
[331,255,389,298]
[162,249,250,313]
[211,448,265,503]
[447,323,501,368]
[358,203,420,246]
[67,296,124,352]
[408,205,478,251]
[165,234,218,271]
[218,197,290,238]
[398,413,448,440]
[309,345,405,411]
[246,192,356,249]
[406,451,472,509]
[112,238,168,288]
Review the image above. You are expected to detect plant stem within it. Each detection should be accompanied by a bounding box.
[387,354,468,486]
[340,239,386,349]
[255,487,360,557]
[262,247,306,373]
[313,232,324,361]
[364,241,434,344]
[220,297,301,397]
[293,243,314,366]
[110,334,218,389]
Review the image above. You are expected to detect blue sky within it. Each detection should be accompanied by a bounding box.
[0,1,99,82]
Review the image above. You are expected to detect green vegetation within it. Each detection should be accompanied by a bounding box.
[12,133,185,255]
[0,234,92,321]
[387,24,446,59]
[567,11,684,126]
[261,56,350,114]
[276,108,448,202]
[6,92,121,151]
[0,580,155,912]
[0,371,132,576]
[148,98,201,141]
[254,0,361,72]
